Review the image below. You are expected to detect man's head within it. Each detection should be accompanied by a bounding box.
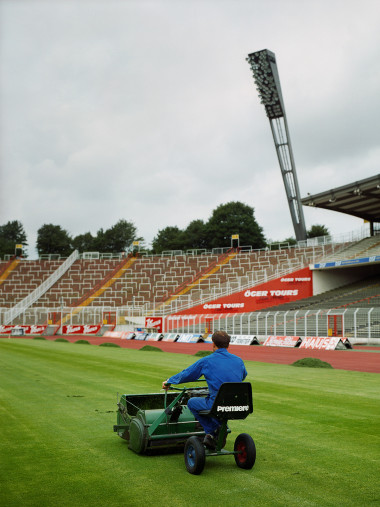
[212,330,230,349]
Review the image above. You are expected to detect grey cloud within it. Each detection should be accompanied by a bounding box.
[1,0,380,257]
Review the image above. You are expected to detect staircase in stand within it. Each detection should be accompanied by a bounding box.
[59,256,137,325]
[0,258,20,285]
[150,249,238,314]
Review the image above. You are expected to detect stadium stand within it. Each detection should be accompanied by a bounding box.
[150,243,338,314]
[320,235,380,262]
[1,235,379,337]
[0,258,21,284]
[0,242,340,313]
[265,274,380,312]
[0,259,64,306]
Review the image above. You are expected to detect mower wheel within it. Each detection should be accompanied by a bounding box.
[234,433,256,470]
[184,436,205,475]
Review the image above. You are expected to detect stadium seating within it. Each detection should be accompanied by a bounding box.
[270,275,380,312]
[0,238,377,320]
[0,260,62,306]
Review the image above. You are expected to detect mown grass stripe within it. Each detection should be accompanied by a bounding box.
[0,339,379,506]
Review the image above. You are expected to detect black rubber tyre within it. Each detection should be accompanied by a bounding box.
[184,436,206,475]
[234,433,256,470]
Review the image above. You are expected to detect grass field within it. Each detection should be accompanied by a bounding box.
[1,338,379,507]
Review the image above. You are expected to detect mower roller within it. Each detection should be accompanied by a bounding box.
[113,380,256,474]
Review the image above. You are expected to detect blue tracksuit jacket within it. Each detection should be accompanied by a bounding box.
[167,348,247,402]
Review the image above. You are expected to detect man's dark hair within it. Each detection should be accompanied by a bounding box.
[212,330,230,349]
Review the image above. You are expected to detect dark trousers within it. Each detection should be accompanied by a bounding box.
[187,397,220,435]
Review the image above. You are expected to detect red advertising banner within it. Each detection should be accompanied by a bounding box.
[299,337,344,350]
[145,317,163,332]
[62,325,101,335]
[263,336,301,347]
[175,267,313,315]
[103,331,130,339]
[0,325,47,335]
[0,325,16,334]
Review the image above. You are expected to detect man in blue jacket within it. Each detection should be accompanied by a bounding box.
[162,330,247,449]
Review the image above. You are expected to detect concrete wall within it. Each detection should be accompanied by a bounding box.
[312,264,380,295]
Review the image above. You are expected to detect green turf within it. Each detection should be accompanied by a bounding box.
[194,350,213,357]
[0,339,379,506]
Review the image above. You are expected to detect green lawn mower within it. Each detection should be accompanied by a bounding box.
[114,381,256,474]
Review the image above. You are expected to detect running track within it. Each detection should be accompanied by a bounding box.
[18,335,379,374]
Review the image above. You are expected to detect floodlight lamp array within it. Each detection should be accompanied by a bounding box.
[246,50,284,119]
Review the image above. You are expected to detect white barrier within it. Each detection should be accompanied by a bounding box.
[300,337,349,350]
[263,336,302,347]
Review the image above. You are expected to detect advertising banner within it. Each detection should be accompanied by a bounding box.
[230,335,260,346]
[174,267,313,315]
[0,325,47,335]
[263,335,301,347]
[145,317,163,332]
[62,325,101,335]
[300,337,346,350]
[176,334,203,343]
[103,331,130,339]
[313,255,380,269]
[177,334,195,343]
[134,332,148,340]
[145,333,163,341]
[161,333,179,342]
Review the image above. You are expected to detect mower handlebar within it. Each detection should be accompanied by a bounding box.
[163,379,206,389]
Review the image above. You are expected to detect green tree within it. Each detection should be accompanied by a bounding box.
[182,220,207,250]
[106,219,137,252]
[270,236,297,248]
[205,201,266,249]
[0,220,28,258]
[93,220,138,253]
[307,224,330,239]
[72,232,95,252]
[152,226,184,254]
[93,228,107,252]
[283,236,297,246]
[36,224,72,257]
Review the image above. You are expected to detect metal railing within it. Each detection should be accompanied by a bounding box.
[162,307,380,342]
[1,306,379,343]
[2,250,79,325]
[143,241,347,316]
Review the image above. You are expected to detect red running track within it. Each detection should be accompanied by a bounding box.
[20,335,379,374]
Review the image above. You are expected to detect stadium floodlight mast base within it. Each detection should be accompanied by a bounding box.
[246,49,307,241]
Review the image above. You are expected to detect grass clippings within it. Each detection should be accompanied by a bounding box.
[139,345,162,352]
[292,357,333,368]
[194,350,213,357]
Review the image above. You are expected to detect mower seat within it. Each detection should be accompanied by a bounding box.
[198,382,253,421]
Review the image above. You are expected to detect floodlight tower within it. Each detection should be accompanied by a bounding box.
[246,49,307,241]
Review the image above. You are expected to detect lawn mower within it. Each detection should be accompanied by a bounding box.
[114,380,256,474]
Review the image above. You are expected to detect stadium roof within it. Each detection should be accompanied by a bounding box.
[301,174,380,223]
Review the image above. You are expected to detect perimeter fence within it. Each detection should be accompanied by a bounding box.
[1,306,379,342]
[166,308,380,341]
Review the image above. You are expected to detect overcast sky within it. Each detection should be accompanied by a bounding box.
[1,0,380,258]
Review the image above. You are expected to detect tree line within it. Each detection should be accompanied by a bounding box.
[0,202,329,259]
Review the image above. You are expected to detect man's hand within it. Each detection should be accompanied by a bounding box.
[162,379,170,390]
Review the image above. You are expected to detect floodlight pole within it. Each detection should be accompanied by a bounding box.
[246,49,307,241]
